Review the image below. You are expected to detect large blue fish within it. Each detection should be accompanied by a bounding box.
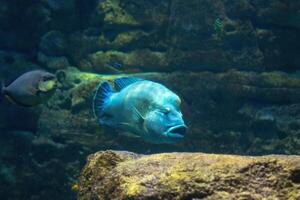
[93,77,187,144]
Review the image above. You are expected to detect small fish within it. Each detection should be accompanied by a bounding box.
[111,61,123,69]
[214,18,224,38]
[1,70,57,107]
[93,77,187,144]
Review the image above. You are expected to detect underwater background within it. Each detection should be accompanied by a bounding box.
[0,0,299,199]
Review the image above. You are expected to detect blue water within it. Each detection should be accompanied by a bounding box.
[0,0,299,199]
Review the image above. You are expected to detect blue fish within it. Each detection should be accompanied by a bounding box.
[93,77,187,144]
[111,62,123,69]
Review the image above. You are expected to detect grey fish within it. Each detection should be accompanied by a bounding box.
[1,70,57,107]
[93,77,187,144]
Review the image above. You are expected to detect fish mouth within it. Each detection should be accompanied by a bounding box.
[165,124,187,139]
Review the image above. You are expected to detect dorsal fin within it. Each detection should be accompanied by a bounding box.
[114,77,143,91]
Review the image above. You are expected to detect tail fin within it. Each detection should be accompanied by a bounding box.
[93,81,113,120]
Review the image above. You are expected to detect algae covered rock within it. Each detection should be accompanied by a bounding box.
[78,151,300,200]
[96,0,169,27]
[88,50,168,72]
[0,0,299,71]
[38,52,70,70]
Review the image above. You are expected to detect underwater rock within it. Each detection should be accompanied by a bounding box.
[38,52,69,70]
[62,0,297,71]
[85,30,149,52]
[39,31,66,57]
[0,128,80,200]
[227,0,300,70]
[97,0,140,27]
[0,1,50,51]
[95,0,170,28]
[78,150,300,200]
[66,30,100,69]
[250,1,300,29]
[88,50,168,72]
[0,0,291,72]
[74,0,265,71]
[0,0,299,71]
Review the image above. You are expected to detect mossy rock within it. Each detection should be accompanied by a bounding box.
[108,31,148,50]
[88,50,168,72]
[78,151,300,200]
[98,0,140,26]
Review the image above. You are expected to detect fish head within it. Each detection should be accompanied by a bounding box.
[38,72,57,92]
[144,92,186,144]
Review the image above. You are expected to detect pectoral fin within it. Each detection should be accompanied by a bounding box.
[132,106,149,134]
[132,106,145,123]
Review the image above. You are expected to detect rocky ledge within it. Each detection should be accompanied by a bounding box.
[78,151,300,200]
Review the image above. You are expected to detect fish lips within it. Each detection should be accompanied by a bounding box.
[164,124,187,139]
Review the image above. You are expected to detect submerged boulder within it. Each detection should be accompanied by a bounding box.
[78,151,300,200]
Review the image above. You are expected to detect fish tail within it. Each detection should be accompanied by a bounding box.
[93,81,113,120]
